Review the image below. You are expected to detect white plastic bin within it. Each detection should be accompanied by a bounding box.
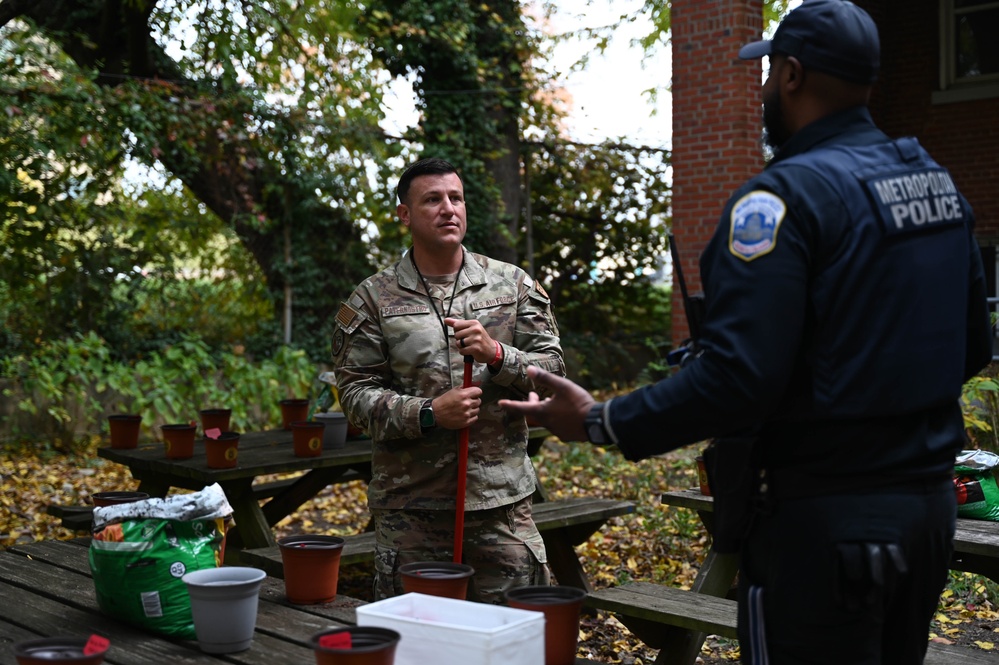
[356,592,545,665]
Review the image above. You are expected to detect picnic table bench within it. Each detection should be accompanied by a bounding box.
[584,488,999,665]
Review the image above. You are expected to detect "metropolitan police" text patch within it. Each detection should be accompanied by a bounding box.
[729,190,787,261]
[864,168,964,236]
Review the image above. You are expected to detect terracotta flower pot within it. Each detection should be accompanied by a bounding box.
[278,534,345,604]
[91,491,149,508]
[398,561,475,600]
[291,421,325,458]
[199,408,232,435]
[280,398,310,429]
[505,585,587,665]
[107,414,141,450]
[161,423,196,460]
[206,431,240,469]
[695,456,711,496]
[13,636,109,665]
[310,626,400,665]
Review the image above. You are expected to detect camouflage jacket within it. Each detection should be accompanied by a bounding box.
[331,248,566,511]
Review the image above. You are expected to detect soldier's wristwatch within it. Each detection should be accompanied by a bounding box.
[419,400,436,434]
[585,402,607,445]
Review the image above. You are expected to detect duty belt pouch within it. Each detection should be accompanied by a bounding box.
[703,436,757,554]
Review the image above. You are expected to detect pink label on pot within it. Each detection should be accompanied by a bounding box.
[84,635,109,655]
[206,428,222,439]
[319,633,352,649]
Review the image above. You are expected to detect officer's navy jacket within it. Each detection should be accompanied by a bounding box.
[613,106,992,484]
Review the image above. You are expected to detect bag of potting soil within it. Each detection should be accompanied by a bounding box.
[954,450,999,521]
[88,483,233,639]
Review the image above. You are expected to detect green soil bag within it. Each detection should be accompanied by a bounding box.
[88,483,233,639]
[954,450,999,521]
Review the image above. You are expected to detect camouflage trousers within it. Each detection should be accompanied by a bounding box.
[372,495,551,604]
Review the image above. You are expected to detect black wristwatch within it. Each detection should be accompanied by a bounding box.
[419,399,436,434]
[585,402,608,445]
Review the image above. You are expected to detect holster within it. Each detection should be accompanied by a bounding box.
[703,436,759,554]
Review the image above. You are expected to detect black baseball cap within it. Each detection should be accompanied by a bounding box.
[739,0,880,84]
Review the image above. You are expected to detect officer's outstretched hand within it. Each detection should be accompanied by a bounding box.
[499,366,594,443]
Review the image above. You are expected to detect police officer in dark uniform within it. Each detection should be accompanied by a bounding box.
[500,1,993,662]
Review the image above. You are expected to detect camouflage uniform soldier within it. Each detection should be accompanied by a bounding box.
[331,157,566,604]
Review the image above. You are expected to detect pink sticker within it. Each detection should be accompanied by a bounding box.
[206,427,222,439]
[319,632,352,649]
[84,634,110,655]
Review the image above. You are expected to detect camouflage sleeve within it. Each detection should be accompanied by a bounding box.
[330,290,425,441]
[488,276,566,398]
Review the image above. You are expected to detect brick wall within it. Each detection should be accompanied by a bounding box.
[671,0,764,344]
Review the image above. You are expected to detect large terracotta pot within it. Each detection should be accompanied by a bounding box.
[291,421,325,458]
[278,534,345,604]
[398,561,475,600]
[505,585,587,665]
[161,423,196,460]
[310,626,400,665]
[206,431,240,469]
[107,414,141,450]
[279,399,310,429]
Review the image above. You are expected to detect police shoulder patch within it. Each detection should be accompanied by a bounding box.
[728,190,787,262]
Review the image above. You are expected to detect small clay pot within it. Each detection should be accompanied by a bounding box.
[506,585,587,665]
[199,408,232,435]
[695,455,711,496]
[310,626,400,665]
[107,414,141,450]
[91,491,149,508]
[206,431,240,469]
[161,423,196,460]
[278,534,345,604]
[13,636,109,665]
[398,561,475,600]
[279,398,310,429]
[290,421,325,458]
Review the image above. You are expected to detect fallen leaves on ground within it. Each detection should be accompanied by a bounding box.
[3,435,998,663]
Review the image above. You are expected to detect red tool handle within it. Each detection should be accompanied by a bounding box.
[454,355,473,563]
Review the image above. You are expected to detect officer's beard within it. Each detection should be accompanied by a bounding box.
[762,87,790,151]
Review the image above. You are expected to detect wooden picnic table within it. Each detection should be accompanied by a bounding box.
[95,427,554,559]
[0,538,605,665]
[0,539,360,665]
[97,429,374,555]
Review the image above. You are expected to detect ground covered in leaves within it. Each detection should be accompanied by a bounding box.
[4,435,999,663]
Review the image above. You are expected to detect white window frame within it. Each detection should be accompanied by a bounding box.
[934,0,999,103]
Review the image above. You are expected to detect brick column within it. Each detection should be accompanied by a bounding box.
[671,0,765,344]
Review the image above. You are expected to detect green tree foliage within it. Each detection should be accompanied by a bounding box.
[1,0,678,389]
[0,0,390,358]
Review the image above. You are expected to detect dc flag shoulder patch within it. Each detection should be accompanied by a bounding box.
[729,190,787,262]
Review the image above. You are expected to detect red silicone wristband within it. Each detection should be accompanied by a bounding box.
[489,341,503,367]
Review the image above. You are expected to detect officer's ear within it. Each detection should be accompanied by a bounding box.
[782,56,806,94]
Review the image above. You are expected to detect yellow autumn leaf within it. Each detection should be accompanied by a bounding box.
[976,641,995,650]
